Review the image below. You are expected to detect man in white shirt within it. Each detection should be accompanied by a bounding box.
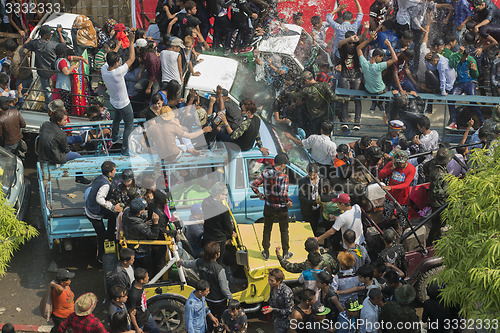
[101,31,136,156]
[360,288,384,333]
[160,38,184,85]
[316,193,366,246]
[284,120,336,178]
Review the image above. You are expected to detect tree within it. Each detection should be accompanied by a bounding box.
[0,172,38,276]
[435,142,500,320]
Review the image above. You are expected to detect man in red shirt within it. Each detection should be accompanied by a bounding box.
[378,150,416,229]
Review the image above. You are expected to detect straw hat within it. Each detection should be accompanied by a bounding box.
[74,292,97,316]
[160,106,175,121]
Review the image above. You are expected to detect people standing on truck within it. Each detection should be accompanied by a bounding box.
[185,279,220,333]
[276,237,338,275]
[201,182,235,264]
[101,30,135,156]
[23,25,59,107]
[180,241,233,332]
[297,163,327,237]
[251,153,294,261]
[327,0,363,60]
[113,247,135,291]
[212,85,243,132]
[262,268,294,333]
[0,95,25,157]
[50,269,75,333]
[216,99,269,155]
[126,268,160,333]
[377,120,409,158]
[38,109,91,184]
[112,169,142,207]
[378,150,416,230]
[160,37,184,85]
[84,161,123,263]
[54,43,89,113]
[284,121,337,178]
[122,198,160,274]
[58,292,107,333]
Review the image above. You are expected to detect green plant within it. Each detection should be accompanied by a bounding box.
[0,180,38,276]
[435,142,500,320]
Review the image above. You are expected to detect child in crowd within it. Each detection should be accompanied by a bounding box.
[221,299,248,333]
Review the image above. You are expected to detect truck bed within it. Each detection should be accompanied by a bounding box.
[48,177,87,217]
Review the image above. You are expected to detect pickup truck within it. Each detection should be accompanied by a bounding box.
[37,119,311,249]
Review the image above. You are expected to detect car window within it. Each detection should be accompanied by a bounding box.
[286,165,302,186]
[235,157,246,189]
[246,158,302,186]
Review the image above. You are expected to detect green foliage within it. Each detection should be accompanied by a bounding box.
[435,142,500,320]
[0,184,38,277]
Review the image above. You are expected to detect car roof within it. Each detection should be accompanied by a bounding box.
[188,54,239,93]
[257,24,303,56]
[33,13,79,43]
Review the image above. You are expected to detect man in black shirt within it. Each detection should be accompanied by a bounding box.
[127,268,159,333]
[24,25,59,106]
[217,99,269,154]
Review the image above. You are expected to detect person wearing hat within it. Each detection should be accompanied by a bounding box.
[377,119,409,156]
[122,197,160,273]
[23,25,59,106]
[333,143,353,168]
[310,303,331,331]
[423,147,453,244]
[111,169,141,206]
[0,95,25,156]
[58,292,106,333]
[160,37,184,85]
[251,153,294,260]
[50,269,75,333]
[98,19,117,49]
[315,271,344,320]
[379,149,416,229]
[316,193,365,246]
[101,29,136,156]
[288,70,350,136]
[446,46,483,130]
[337,295,363,332]
[379,285,420,332]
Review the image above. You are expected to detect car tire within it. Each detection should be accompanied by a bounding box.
[415,265,444,303]
[148,298,185,333]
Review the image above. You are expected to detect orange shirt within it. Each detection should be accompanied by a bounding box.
[52,286,74,318]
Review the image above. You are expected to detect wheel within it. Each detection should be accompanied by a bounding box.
[415,265,444,303]
[148,298,185,333]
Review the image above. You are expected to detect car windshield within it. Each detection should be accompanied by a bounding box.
[230,64,274,114]
[271,126,310,173]
[294,30,330,69]
[0,148,17,193]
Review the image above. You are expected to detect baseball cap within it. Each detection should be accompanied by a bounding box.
[314,270,333,285]
[312,303,331,316]
[170,38,185,48]
[39,25,52,36]
[274,153,289,166]
[134,38,147,48]
[56,268,75,280]
[345,296,363,312]
[332,193,350,204]
[121,169,134,181]
[389,120,404,131]
[393,150,409,163]
[130,198,147,214]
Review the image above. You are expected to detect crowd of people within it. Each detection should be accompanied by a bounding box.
[1,0,500,332]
